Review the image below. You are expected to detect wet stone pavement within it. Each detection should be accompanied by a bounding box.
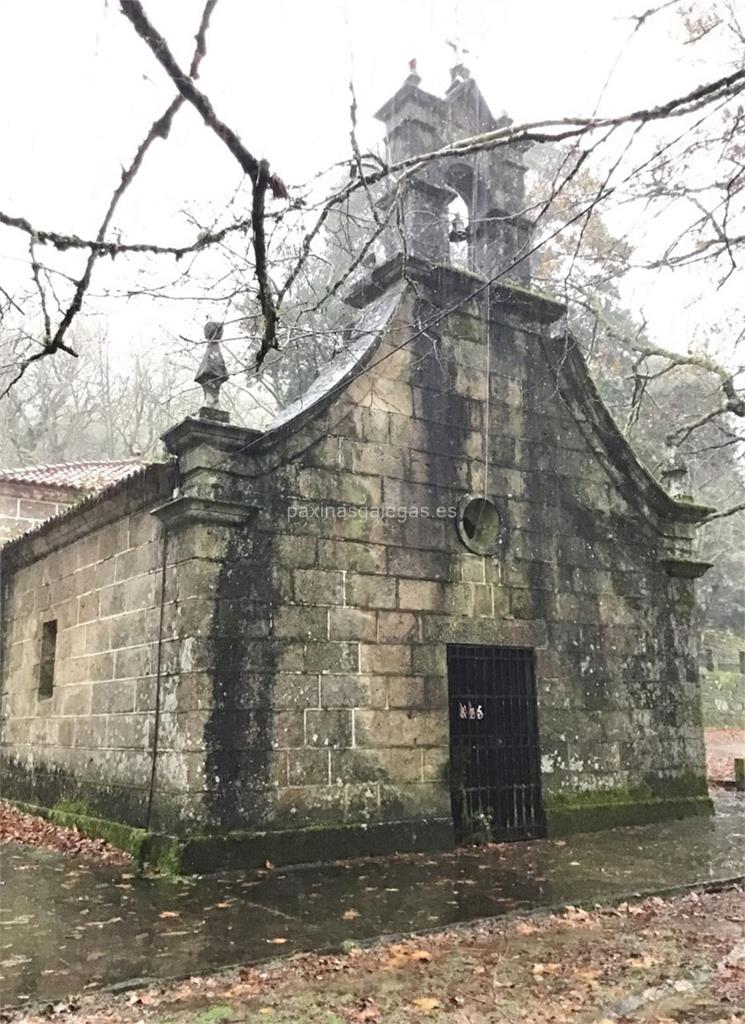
[2,790,745,1009]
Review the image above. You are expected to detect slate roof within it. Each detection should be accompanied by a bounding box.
[0,459,147,493]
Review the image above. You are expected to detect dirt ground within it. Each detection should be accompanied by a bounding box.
[9,887,745,1024]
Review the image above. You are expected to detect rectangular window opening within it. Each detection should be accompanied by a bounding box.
[38,619,58,699]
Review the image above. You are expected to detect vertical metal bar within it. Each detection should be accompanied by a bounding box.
[447,643,543,843]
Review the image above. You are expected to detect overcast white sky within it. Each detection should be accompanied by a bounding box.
[0,0,741,378]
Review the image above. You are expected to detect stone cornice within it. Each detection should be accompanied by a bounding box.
[660,558,714,579]
[150,494,258,530]
[489,282,565,325]
[374,81,446,124]
[345,255,565,326]
[161,417,263,458]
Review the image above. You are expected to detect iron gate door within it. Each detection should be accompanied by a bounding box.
[447,644,545,842]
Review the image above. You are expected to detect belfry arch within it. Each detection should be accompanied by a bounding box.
[375,61,533,285]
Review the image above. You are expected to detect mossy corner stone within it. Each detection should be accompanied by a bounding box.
[10,799,182,873]
[8,799,454,875]
[544,794,713,837]
[178,817,455,874]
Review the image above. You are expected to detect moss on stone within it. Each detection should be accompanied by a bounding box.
[545,772,709,813]
[47,805,185,875]
[0,756,150,827]
[545,785,653,809]
[141,832,183,875]
[178,818,454,874]
[48,806,150,861]
[10,797,454,874]
[47,808,185,875]
[53,798,96,817]
[544,784,713,837]
[547,796,713,836]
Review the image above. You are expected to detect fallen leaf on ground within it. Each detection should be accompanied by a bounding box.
[342,908,360,920]
[515,921,539,935]
[572,967,601,982]
[352,997,381,1021]
[627,953,659,969]
[532,962,561,975]
[410,950,432,962]
[0,799,131,867]
[158,911,180,919]
[563,905,590,921]
[410,996,441,1012]
[266,937,287,945]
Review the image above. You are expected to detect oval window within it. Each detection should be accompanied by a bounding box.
[456,496,502,555]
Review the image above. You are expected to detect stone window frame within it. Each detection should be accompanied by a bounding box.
[455,494,503,556]
[38,619,58,700]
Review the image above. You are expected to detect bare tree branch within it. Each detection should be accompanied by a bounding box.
[278,63,745,308]
[631,340,745,440]
[0,0,222,396]
[52,0,221,360]
[698,500,745,525]
[252,160,278,366]
[0,208,260,258]
[119,0,291,362]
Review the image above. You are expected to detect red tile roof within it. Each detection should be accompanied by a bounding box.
[0,459,147,492]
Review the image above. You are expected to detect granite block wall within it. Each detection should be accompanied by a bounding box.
[0,465,200,829]
[0,481,78,544]
[177,273,711,837]
[0,265,712,850]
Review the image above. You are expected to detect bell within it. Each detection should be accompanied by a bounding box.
[449,212,470,243]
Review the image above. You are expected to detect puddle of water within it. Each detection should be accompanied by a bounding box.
[1,791,744,1008]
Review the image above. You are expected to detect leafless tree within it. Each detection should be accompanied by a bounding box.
[0,0,743,528]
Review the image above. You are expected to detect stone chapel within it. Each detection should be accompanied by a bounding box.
[0,66,714,871]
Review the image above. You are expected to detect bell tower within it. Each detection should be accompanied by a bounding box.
[374,61,532,285]
[372,62,455,266]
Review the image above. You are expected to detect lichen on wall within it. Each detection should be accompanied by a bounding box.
[0,260,713,860]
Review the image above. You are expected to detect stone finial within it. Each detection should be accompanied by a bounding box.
[204,320,224,341]
[447,62,471,92]
[660,444,690,499]
[195,321,229,423]
[406,57,422,87]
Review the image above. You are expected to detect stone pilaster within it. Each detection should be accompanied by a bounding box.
[148,414,262,831]
[374,73,456,265]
